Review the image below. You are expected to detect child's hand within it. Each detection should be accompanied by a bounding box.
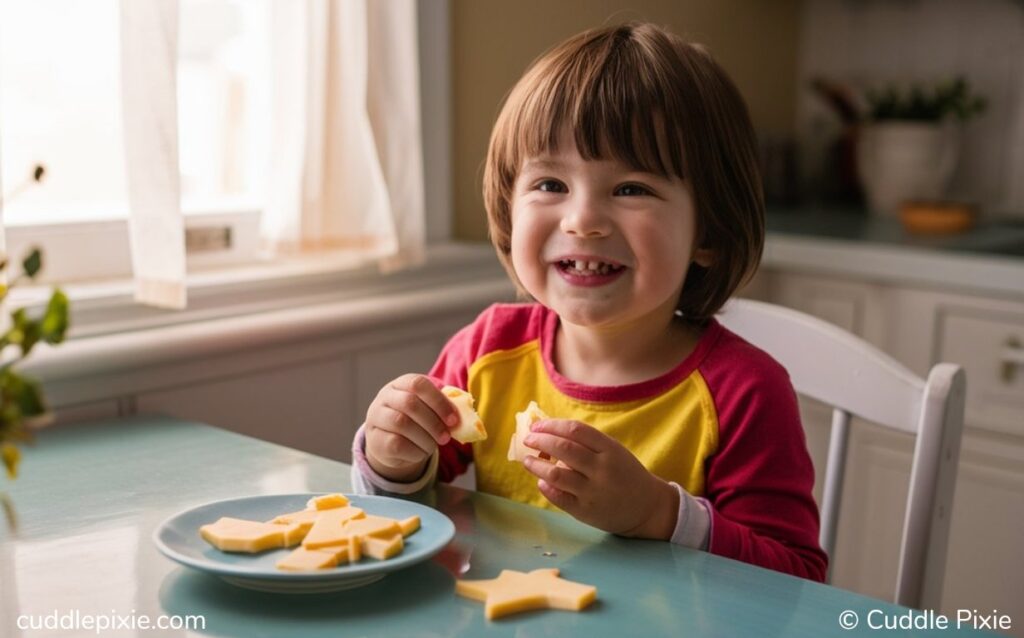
[521,419,679,540]
[364,374,460,482]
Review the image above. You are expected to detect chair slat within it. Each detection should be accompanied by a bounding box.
[819,408,851,583]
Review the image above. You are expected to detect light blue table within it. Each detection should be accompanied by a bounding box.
[0,416,1000,637]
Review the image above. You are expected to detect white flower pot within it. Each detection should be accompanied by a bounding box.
[856,121,960,216]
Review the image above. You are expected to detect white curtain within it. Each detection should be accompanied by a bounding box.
[120,0,187,309]
[264,0,426,271]
[117,0,425,310]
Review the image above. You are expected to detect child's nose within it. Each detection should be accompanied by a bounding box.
[559,198,612,238]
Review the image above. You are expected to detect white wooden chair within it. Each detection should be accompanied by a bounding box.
[718,298,966,610]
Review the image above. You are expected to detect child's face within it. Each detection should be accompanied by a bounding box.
[509,134,710,331]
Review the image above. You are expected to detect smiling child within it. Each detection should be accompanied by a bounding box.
[351,22,827,581]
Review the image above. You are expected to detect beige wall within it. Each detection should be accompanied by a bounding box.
[451,0,802,241]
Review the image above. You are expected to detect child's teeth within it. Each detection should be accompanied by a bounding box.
[587,261,599,271]
[574,260,585,271]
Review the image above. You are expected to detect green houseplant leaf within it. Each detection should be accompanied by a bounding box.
[21,248,41,279]
[41,288,69,344]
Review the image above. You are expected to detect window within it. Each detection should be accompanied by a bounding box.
[0,0,270,279]
[0,0,127,225]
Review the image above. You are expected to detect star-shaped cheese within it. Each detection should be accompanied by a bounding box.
[455,568,597,619]
[442,386,488,443]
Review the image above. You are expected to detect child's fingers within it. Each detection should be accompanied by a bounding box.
[373,405,438,455]
[521,432,596,476]
[537,479,577,511]
[367,413,432,463]
[523,455,587,495]
[381,383,451,446]
[529,419,605,452]
[394,374,461,432]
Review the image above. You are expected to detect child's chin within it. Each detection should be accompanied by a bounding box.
[551,302,628,328]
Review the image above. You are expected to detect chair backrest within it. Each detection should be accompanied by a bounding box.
[718,298,966,610]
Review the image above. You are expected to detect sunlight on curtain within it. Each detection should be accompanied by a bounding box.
[263,0,425,271]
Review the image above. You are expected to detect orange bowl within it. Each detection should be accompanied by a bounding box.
[899,201,976,235]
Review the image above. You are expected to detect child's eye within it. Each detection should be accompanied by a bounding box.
[536,179,567,193]
[615,183,652,197]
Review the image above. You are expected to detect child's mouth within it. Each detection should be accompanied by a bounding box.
[553,259,627,287]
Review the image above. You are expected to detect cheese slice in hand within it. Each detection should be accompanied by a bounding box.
[442,386,488,443]
[508,401,550,463]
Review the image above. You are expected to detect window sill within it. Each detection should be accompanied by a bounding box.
[9,241,510,340]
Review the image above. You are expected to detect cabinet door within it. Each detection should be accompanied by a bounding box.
[137,358,355,462]
[939,431,1024,628]
[936,306,1024,438]
[765,270,889,347]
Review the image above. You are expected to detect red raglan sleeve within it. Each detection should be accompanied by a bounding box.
[700,332,829,582]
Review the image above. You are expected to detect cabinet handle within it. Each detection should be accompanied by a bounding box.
[1001,337,1024,383]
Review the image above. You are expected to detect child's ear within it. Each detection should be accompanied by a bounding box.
[692,248,714,268]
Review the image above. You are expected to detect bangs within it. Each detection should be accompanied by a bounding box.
[506,26,688,179]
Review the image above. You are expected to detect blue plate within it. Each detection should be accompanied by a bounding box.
[153,493,455,594]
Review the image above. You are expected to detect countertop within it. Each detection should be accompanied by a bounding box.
[763,208,1024,299]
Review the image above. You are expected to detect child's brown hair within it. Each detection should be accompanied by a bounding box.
[483,22,764,323]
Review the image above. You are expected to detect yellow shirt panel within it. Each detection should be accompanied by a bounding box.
[467,340,720,510]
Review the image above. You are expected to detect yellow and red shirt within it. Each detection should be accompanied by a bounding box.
[429,302,826,582]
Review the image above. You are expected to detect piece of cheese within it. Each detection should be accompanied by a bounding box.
[269,508,322,538]
[398,515,420,537]
[276,546,340,571]
[507,401,550,462]
[301,506,366,549]
[201,495,425,572]
[361,534,404,560]
[306,493,350,510]
[455,568,597,620]
[341,514,402,540]
[276,543,360,571]
[441,386,488,443]
[199,517,301,553]
[280,523,310,547]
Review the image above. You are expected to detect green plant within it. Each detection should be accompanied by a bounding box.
[866,76,987,122]
[0,248,70,481]
[0,164,70,530]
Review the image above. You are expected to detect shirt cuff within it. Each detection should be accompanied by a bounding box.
[668,482,711,550]
[350,424,438,495]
